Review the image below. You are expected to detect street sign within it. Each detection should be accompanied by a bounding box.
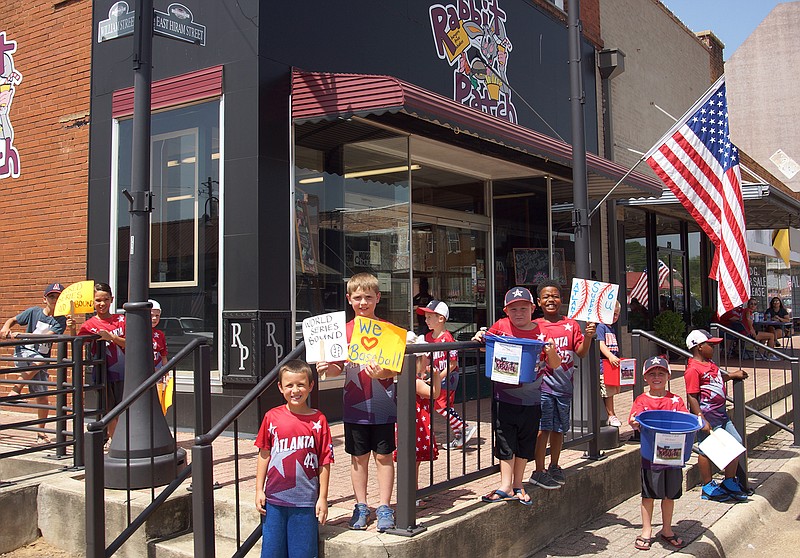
[153,3,206,46]
[98,1,206,46]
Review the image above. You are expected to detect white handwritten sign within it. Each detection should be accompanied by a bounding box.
[302,311,347,363]
[567,279,619,324]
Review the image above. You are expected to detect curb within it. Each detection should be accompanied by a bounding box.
[675,446,800,558]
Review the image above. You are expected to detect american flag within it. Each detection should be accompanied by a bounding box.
[627,259,670,309]
[645,76,750,314]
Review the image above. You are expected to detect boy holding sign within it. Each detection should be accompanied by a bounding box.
[684,329,749,503]
[530,280,596,490]
[315,273,400,532]
[473,287,561,505]
[628,356,689,550]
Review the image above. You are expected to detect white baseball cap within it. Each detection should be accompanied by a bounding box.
[148,299,161,312]
[686,329,723,350]
[416,299,449,320]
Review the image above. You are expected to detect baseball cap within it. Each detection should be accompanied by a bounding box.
[642,355,671,376]
[44,283,64,296]
[148,299,161,312]
[416,299,449,320]
[504,287,535,306]
[686,329,723,350]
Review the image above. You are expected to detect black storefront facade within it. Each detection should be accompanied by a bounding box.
[88,0,662,431]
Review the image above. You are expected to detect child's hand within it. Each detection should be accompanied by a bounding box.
[364,359,385,378]
[255,491,266,515]
[701,419,712,433]
[472,327,487,342]
[608,355,621,367]
[316,497,329,524]
[585,322,597,338]
[731,369,749,381]
[629,418,639,431]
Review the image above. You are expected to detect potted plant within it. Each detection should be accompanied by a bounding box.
[692,306,715,331]
[653,309,688,358]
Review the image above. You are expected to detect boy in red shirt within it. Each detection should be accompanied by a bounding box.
[684,329,749,502]
[416,299,477,449]
[255,359,333,557]
[629,356,689,550]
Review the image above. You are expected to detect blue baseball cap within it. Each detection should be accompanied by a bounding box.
[504,287,535,306]
[44,283,64,296]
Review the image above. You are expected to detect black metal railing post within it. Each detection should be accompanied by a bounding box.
[72,338,85,468]
[85,427,106,558]
[192,441,215,558]
[586,343,602,458]
[731,374,748,488]
[632,331,644,398]
[194,344,211,437]
[55,341,68,458]
[389,354,424,535]
[792,358,800,447]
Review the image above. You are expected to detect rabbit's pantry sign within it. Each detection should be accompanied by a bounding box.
[429,0,517,124]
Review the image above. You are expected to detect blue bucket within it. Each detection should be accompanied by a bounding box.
[484,334,545,383]
[637,410,703,465]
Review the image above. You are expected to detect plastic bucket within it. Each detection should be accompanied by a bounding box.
[484,334,545,383]
[637,410,703,464]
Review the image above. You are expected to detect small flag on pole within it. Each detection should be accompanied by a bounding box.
[645,75,750,314]
[772,229,791,266]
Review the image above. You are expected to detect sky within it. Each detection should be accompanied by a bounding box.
[662,1,791,60]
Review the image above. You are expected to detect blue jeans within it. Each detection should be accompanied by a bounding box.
[261,502,318,558]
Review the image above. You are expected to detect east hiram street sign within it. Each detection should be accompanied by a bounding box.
[98,1,206,46]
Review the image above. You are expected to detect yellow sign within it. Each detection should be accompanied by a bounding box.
[54,280,95,316]
[347,316,407,373]
[444,21,470,62]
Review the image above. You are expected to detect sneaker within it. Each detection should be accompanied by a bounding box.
[462,424,478,445]
[529,470,561,490]
[548,464,566,485]
[754,352,765,360]
[449,433,464,449]
[375,504,395,532]
[348,503,370,530]
[701,480,732,502]
[767,353,781,361]
[720,478,749,502]
[607,415,622,428]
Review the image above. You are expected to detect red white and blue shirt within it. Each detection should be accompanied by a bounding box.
[535,317,585,397]
[79,314,126,382]
[487,318,545,406]
[255,405,334,508]
[684,358,729,427]
[341,320,397,425]
[424,330,459,391]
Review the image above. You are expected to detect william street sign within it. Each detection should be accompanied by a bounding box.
[98,1,206,46]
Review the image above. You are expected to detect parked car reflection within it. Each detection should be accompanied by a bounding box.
[159,317,214,358]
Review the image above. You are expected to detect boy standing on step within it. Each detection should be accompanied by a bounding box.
[315,273,400,532]
[629,356,689,550]
[684,329,749,503]
[255,360,333,558]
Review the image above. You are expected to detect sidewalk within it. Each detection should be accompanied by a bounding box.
[529,428,799,558]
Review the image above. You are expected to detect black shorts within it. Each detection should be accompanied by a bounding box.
[107,380,124,412]
[641,466,683,500]
[494,400,541,461]
[344,422,396,456]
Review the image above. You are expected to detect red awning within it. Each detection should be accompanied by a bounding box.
[291,69,663,197]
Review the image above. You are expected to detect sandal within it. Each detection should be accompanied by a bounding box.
[36,433,51,444]
[660,533,685,548]
[481,489,515,503]
[513,487,533,506]
[634,536,651,551]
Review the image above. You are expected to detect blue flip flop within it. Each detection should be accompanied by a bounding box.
[513,488,533,506]
[481,489,515,503]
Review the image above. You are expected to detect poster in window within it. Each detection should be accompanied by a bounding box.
[295,198,318,275]
[513,248,566,286]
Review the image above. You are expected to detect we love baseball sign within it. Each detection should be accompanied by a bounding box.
[348,316,407,373]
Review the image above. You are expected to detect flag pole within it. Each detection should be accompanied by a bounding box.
[587,155,646,220]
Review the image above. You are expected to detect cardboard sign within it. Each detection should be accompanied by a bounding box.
[567,278,619,324]
[619,358,636,386]
[347,316,407,373]
[490,340,523,385]
[54,280,95,316]
[302,311,347,364]
[653,432,686,467]
[698,427,746,471]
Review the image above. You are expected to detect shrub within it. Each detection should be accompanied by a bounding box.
[653,310,688,350]
[692,306,715,331]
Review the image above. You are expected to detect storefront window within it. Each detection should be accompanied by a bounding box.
[623,208,650,330]
[115,100,220,374]
[294,120,410,330]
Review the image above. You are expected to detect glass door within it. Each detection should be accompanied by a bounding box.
[657,248,688,318]
[411,220,488,339]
